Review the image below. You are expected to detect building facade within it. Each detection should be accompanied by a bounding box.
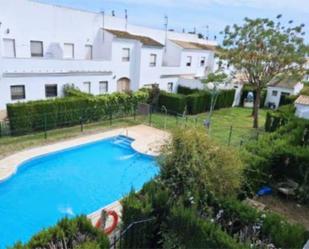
[0,0,217,115]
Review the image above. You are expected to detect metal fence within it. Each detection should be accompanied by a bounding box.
[0,104,260,147]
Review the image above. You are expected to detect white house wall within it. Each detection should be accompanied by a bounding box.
[0,0,217,110]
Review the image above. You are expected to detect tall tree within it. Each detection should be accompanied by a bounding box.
[219,15,308,128]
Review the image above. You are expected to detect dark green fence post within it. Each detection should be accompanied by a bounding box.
[80,116,84,132]
[44,113,47,139]
[109,111,113,126]
[228,125,233,146]
[148,110,152,126]
[0,122,2,138]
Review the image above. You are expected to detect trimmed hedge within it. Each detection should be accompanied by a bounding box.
[9,216,109,249]
[159,89,235,115]
[265,104,295,132]
[7,91,148,135]
[158,92,187,114]
[177,85,199,95]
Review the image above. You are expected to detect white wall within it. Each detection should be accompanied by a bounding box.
[295,104,309,119]
[265,82,304,109]
[0,0,217,110]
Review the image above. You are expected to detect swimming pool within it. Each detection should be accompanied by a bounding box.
[0,135,158,248]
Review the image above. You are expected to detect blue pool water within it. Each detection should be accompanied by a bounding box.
[0,136,158,248]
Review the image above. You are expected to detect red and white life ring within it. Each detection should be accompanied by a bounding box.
[95,210,119,235]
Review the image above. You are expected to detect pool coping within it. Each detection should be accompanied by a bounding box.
[0,125,170,182]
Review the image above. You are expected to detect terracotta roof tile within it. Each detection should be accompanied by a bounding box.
[295,95,309,105]
[170,39,216,51]
[105,29,163,47]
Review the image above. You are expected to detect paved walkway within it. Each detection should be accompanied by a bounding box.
[0,124,170,182]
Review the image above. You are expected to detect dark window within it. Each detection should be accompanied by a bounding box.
[11,85,25,100]
[186,56,192,67]
[45,84,58,98]
[272,90,278,97]
[167,82,173,92]
[30,41,43,57]
[200,57,205,67]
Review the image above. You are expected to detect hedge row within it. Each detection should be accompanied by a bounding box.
[159,89,235,115]
[9,216,109,249]
[177,85,200,95]
[7,91,148,135]
[265,104,295,132]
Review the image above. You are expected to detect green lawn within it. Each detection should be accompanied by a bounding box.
[148,107,267,146]
[0,107,267,158]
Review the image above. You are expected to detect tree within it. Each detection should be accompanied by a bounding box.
[202,72,228,131]
[159,128,243,206]
[219,15,308,128]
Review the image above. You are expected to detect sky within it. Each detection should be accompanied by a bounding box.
[38,0,309,43]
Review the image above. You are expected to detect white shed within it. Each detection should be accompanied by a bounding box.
[295,95,309,120]
[265,76,303,109]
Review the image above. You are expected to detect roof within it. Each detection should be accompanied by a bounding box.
[170,40,216,51]
[105,29,164,47]
[268,75,301,89]
[295,95,309,105]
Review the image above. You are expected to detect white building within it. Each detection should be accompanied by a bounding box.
[265,77,304,109]
[0,0,217,118]
[295,95,309,120]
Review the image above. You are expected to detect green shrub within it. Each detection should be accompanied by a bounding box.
[167,206,249,249]
[215,89,236,109]
[186,91,211,114]
[7,90,148,135]
[158,92,187,114]
[265,104,295,132]
[9,216,109,249]
[177,85,199,95]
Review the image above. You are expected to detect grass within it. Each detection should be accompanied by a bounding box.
[147,107,267,146]
[0,107,267,158]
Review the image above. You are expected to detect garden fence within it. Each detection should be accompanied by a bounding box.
[0,103,260,147]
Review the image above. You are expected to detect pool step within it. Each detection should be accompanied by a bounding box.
[114,135,134,149]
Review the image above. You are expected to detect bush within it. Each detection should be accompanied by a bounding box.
[159,89,235,115]
[7,90,148,135]
[166,206,249,249]
[177,85,199,95]
[158,92,187,114]
[186,91,211,114]
[159,129,243,205]
[265,104,295,132]
[9,216,109,249]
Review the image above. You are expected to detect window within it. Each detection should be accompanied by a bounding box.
[99,81,108,94]
[11,85,25,100]
[200,57,206,67]
[122,48,130,62]
[85,45,93,60]
[64,43,74,59]
[30,41,43,57]
[45,84,58,98]
[84,82,91,93]
[186,56,192,67]
[149,54,157,67]
[272,90,278,96]
[3,39,16,58]
[167,82,173,92]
